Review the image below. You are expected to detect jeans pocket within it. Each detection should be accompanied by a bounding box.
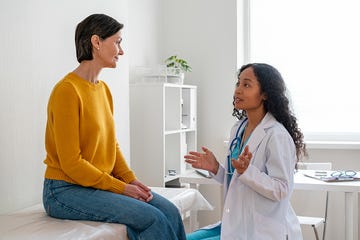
[43,179,74,216]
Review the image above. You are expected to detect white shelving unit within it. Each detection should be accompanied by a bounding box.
[130,83,197,187]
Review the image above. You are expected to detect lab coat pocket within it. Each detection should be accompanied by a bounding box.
[253,210,286,240]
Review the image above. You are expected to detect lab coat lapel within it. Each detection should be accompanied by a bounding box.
[246,113,276,154]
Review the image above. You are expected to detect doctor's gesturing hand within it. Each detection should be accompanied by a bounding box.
[232,145,252,174]
[184,146,220,175]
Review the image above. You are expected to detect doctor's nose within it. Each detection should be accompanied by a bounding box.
[234,86,242,95]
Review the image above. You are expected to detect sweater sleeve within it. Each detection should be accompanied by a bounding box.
[111,143,137,184]
[48,82,127,194]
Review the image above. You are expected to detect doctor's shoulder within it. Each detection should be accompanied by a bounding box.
[266,123,295,148]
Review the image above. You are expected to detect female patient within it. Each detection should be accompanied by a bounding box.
[185,63,306,239]
[42,13,186,240]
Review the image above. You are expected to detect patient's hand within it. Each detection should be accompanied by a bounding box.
[124,180,153,202]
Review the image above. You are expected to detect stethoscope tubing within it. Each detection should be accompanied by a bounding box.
[227,118,248,175]
[228,118,248,153]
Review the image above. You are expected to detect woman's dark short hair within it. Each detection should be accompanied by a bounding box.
[75,14,123,63]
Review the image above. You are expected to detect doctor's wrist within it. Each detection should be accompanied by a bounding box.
[211,161,220,175]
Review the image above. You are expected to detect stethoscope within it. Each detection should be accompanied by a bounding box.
[227,118,248,176]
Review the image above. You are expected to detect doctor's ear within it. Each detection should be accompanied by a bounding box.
[261,93,267,101]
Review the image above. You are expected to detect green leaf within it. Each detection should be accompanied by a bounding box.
[164,55,192,72]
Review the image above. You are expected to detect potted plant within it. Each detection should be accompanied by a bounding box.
[164,55,192,84]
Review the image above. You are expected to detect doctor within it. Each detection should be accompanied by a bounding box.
[185,63,306,240]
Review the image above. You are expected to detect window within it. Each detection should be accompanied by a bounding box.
[239,0,360,143]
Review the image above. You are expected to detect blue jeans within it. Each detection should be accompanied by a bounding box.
[43,179,186,240]
[186,224,221,240]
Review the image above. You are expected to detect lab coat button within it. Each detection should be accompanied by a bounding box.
[225,208,230,213]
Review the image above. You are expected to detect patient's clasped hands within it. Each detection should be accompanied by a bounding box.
[123,179,153,202]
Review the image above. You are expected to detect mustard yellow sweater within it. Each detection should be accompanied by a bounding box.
[44,72,136,194]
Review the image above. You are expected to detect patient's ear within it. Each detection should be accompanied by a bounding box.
[91,35,101,50]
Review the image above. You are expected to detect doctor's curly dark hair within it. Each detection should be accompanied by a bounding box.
[232,63,307,160]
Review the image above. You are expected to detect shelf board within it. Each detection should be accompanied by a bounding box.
[179,170,220,185]
[165,128,196,135]
[164,174,180,183]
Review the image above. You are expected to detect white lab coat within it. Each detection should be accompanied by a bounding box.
[211,113,302,240]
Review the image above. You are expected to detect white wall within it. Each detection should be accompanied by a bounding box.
[0,0,130,214]
[128,0,164,69]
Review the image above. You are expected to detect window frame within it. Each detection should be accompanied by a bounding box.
[237,0,360,149]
